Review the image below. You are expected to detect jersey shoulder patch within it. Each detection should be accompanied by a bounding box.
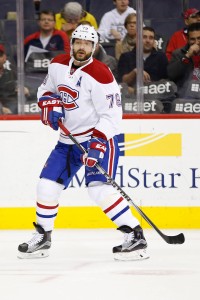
[82,59,114,84]
[51,54,70,65]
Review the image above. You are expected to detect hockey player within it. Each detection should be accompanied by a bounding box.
[18,25,149,261]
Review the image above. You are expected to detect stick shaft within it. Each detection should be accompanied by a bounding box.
[58,121,185,244]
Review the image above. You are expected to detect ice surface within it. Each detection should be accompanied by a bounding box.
[0,229,199,300]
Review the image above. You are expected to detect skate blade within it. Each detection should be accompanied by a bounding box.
[114,249,149,261]
[17,249,49,259]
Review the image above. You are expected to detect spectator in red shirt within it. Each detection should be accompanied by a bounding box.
[24,10,70,58]
[166,8,200,61]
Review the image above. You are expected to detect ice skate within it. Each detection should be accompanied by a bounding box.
[113,225,149,261]
[17,222,51,259]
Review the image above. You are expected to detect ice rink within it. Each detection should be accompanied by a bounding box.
[0,228,199,300]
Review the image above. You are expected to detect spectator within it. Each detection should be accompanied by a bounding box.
[24,10,70,59]
[167,22,200,99]
[0,101,12,114]
[98,0,136,41]
[118,27,168,87]
[93,41,118,80]
[166,8,200,61]
[115,12,136,60]
[55,2,98,39]
[0,44,29,114]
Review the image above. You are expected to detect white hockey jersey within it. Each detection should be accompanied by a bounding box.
[37,54,122,144]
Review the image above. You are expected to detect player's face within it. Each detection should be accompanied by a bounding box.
[72,39,93,61]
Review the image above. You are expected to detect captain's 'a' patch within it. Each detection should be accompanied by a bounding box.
[76,76,82,87]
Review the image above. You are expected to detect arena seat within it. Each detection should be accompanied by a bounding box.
[0,0,16,19]
[89,1,115,25]
[24,0,86,20]
[188,0,200,8]
[143,0,183,19]
[24,20,39,38]
[3,20,17,45]
[151,18,184,40]
[40,0,86,11]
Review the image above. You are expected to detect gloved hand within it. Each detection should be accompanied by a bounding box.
[38,94,64,130]
[82,137,107,167]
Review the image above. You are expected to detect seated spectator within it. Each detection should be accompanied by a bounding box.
[93,38,118,80]
[167,22,200,99]
[98,0,136,41]
[115,12,136,60]
[118,27,168,87]
[24,10,70,59]
[166,8,200,61]
[0,44,29,114]
[55,2,98,39]
[0,101,12,114]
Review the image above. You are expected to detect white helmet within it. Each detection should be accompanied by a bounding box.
[71,24,98,46]
[71,25,99,62]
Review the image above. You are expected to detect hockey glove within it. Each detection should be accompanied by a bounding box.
[38,94,64,130]
[82,137,107,168]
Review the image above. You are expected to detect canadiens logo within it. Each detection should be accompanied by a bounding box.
[58,85,79,110]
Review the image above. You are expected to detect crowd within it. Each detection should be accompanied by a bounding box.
[0,0,200,114]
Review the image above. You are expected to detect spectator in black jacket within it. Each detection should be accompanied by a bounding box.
[0,44,30,114]
[118,27,168,86]
[167,22,200,99]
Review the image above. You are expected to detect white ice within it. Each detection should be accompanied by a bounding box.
[0,229,199,300]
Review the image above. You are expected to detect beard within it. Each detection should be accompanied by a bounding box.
[73,49,92,62]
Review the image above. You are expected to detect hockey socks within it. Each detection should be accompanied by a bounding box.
[88,183,140,228]
[36,178,64,231]
[36,201,59,231]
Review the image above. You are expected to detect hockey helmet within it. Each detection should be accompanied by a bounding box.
[71,24,98,47]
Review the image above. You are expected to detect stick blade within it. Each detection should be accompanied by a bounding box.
[163,232,185,244]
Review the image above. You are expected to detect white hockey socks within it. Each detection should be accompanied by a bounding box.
[88,183,140,228]
[36,178,64,231]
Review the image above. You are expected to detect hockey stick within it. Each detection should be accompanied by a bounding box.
[58,121,185,245]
